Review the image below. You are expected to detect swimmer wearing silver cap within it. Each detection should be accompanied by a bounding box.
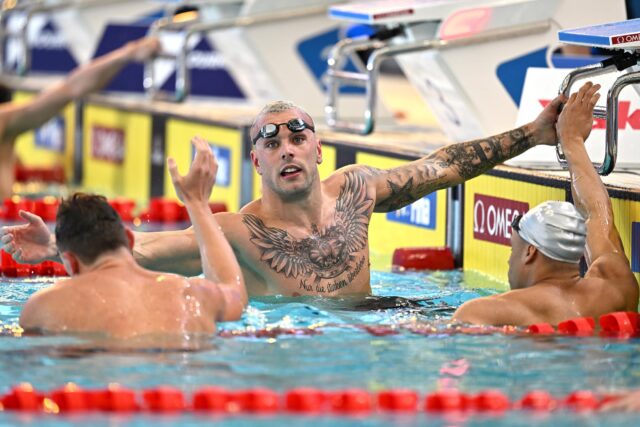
[453,82,639,327]
[512,200,587,264]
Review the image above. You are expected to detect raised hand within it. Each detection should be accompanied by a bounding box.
[0,210,57,263]
[532,93,567,146]
[168,136,218,205]
[557,81,601,146]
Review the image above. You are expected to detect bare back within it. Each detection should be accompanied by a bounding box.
[20,263,218,339]
[496,257,637,326]
[455,251,638,327]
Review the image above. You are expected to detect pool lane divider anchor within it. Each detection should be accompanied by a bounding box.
[0,384,633,414]
[392,247,455,271]
[1,197,228,224]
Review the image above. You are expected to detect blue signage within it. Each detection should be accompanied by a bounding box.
[35,116,65,153]
[297,27,364,94]
[30,20,78,73]
[632,222,640,273]
[3,17,77,74]
[192,143,231,187]
[161,37,245,99]
[95,24,245,98]
[386,193,437,229]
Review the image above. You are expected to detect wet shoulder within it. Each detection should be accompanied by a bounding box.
[322,165,378,201]
[585,252,637,283]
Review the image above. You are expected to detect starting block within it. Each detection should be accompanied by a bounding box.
[557,18,640,175]
[325,0,626,138]
[559,18,640,50]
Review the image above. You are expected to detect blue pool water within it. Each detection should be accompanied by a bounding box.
[0,270,638,426]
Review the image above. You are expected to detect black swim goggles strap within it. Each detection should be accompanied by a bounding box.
[251,118,315,145]
[511,214,523,233]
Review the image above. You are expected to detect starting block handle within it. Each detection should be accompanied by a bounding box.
[0,0,133,76]
[326,33,442,135]
[325,27,404,135]
[144,4,331,102]
[325,36,387,134]
[556,52,640,175]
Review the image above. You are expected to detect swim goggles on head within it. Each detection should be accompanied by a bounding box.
[511,214,522,233]
[251,118,315,145]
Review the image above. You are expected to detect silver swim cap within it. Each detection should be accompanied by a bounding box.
[516,201,586,264]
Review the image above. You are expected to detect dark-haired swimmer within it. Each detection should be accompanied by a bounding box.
[4,97,566,297]
[453,82,639,326]
[19,137,247,339]
[0,37,159,201]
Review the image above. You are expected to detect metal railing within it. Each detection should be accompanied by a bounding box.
[144,3,333,102]
[325,21,551,135]
[556,51,640,175]
[0,0,131,75]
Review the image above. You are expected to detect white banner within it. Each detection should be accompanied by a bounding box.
[509,67,640,170]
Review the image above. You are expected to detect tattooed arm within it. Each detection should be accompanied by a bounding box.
[132,228,203,276]
[361,95,565,212]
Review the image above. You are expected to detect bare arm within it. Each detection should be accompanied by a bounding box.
[0,37,159,143]
[132,228,203,276]
[169,136,247,321]
[362,96,565,212]
[557,83,625,265]
[600,390,640,412]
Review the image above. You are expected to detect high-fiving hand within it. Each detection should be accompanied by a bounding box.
[557,81,601,146]
[168,136,218,206]
[0,210,56,264]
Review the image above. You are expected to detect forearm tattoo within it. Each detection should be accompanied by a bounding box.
[439,127,533,180]
[376,126,535,212]
[242,171,373,292]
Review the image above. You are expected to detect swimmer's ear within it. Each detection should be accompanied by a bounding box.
[523,244,537,264]
[316,139,322,165]
[125,228,135,250]
[250,150,262,175]
[60,252,79,276]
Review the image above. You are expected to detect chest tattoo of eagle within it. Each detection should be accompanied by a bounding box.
[242,171,373,282]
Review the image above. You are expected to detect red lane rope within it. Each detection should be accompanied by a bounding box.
[0,384,634,414]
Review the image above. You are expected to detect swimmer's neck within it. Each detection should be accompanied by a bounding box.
[259,180,326,227]
[521,263,581,289]
[73,247,139,276]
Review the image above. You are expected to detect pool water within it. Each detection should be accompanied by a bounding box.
[0,270,638,426]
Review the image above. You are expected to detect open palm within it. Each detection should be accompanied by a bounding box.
[0,211,55,263]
